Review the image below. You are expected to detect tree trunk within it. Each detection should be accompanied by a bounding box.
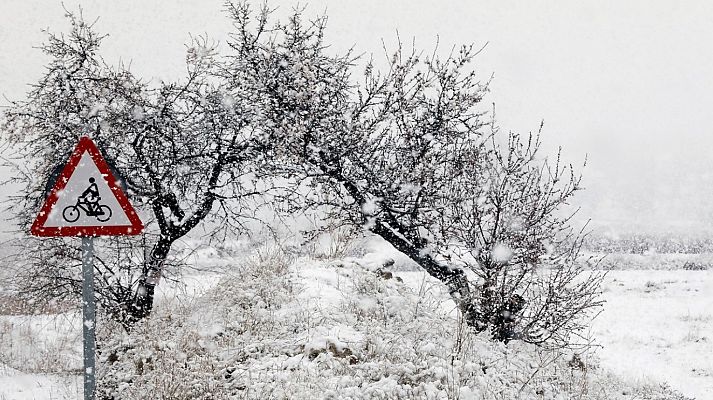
[370,221,482,329]
[319,167,484,329]
[129,235,174,323]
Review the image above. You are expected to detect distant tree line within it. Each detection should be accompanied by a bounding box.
[583,232,713,254]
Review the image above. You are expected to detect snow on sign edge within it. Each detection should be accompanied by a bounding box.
[30,136,144,237]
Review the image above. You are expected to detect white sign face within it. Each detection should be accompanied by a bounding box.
[42,152,132,228]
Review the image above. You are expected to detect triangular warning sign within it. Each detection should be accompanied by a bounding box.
[31,137,144,237]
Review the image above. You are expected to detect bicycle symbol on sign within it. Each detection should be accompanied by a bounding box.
[62,177,113,223]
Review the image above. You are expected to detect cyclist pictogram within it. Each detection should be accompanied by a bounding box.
[62,177,113,222]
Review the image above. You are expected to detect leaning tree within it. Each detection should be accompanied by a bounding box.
[224,2,604,348]
[1,12,269,326]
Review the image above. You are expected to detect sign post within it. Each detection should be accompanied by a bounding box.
[81,236,96,400]
[30,136,144,399]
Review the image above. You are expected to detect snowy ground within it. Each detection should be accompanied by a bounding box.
[0,364,79,400]
[0,245,709,398]
[592,270,713,399]
[0,314,82,399]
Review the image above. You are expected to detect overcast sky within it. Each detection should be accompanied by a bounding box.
[2,0,713,234]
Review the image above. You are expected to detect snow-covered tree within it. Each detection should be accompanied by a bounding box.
[2,4,605,345]
[225,2,604,347]
[1,12,267,326]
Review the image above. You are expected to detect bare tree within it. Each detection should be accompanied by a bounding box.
[444,130,605,346]
[224,2,604,347]
[1,11,267,326]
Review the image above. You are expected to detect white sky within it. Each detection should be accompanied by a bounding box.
[2,0,713,234]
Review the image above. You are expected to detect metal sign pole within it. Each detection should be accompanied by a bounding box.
[81,236,96,400]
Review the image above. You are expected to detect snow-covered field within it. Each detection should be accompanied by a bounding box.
[0,243,708,399]
[592,270,713,399]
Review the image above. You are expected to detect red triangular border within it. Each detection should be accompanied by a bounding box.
[30,136,144,237]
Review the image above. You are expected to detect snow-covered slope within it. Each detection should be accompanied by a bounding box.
[90,242,690,399]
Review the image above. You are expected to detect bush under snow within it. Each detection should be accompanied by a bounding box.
[93,243,691,400]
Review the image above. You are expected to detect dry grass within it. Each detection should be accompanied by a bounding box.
[0,294,76,316]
